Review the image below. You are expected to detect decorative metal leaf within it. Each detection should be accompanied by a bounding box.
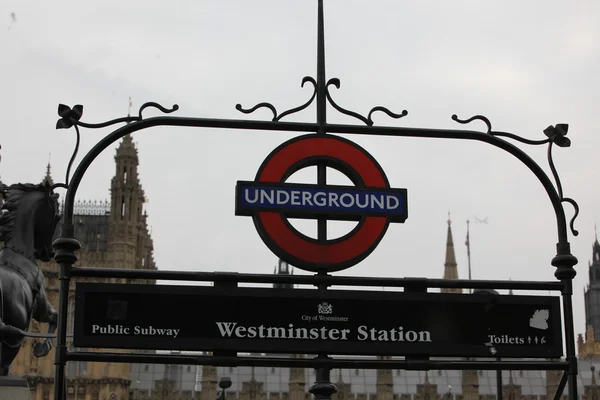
[555,123,569,135]
[543,124,571,147]
[71,105,83,121]
[56,119,72,129]
[555,136,571,148]
[56,104,83,129]
[58,104,71,117]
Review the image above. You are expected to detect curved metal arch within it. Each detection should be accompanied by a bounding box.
[59,112,576,258]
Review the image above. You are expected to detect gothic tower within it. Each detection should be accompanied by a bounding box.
[199,364,218,400]
[376,356,394,400]
[578,234,600,358]
[584,236,600,340]
[288,354,306,400]
[42,161,53,186]
[274,259,293,289]
[109,134,146,270]
[442,214,461,294]
[8,135,157,400]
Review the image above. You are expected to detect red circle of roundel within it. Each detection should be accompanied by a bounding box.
[252,134,391,273]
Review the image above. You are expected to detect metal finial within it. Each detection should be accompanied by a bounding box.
[447,211,451,226]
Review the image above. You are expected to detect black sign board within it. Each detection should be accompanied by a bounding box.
[74,283,563,358]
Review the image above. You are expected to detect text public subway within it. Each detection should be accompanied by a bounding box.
[216,322,431,342]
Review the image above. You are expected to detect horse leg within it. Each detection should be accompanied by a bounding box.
[32,313,56,357]
[0,344,21,375]
[0,309,28,374]
[0,275,30,374]
[32,291,58,358]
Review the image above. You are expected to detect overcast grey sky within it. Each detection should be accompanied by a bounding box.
[2,1,599,344]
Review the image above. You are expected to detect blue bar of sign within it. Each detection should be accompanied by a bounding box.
[235,181,408,223]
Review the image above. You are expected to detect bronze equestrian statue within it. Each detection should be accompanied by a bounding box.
[0,182,61,375]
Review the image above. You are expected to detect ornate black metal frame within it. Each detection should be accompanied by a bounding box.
[50,2,579,400]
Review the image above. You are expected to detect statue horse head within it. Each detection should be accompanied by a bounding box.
[0,182,61,261]
[0,182,61,375]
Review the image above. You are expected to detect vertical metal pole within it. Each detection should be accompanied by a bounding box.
[316,0,326,132]
[313,3,334,394]
[561,279,578,400]
[553,242,579,400]
[309,276,337,400]
[310,361,337,400]
[311,3,334,395]
[316,0,327,241]
[496,358,502,400]
[53,234,80,400]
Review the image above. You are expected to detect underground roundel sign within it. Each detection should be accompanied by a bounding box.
[235,134,408,272]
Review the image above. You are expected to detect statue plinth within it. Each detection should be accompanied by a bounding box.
[0,376,32,400]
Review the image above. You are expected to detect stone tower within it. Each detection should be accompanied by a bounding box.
[109,134,154,275]
[578,235,600,358]
[461,369,479,400]
[199,364,218,400]
[8,135,157,400]
[274,259,293,290]
[442,214,461,294]
[584,236,600,340]
[42,161,53,186]
[288,354,306,400]
[376,356,394,400]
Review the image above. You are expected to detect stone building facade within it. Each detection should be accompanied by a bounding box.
[7,134,157,400]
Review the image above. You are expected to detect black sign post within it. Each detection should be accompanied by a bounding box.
[74,283,562,358]
[48,1,580,400]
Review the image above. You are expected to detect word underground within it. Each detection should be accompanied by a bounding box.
[92,325,180,338]
[242,187,402,211]
[216,322,431,342]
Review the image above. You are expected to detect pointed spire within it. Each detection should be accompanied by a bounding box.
[42,154,54,185]
[118,98,137,157]
[593,229,600,265]
[274,258,293,289]
[116,134,137,158]
[442,213,461,293]
[336,369,344,384]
